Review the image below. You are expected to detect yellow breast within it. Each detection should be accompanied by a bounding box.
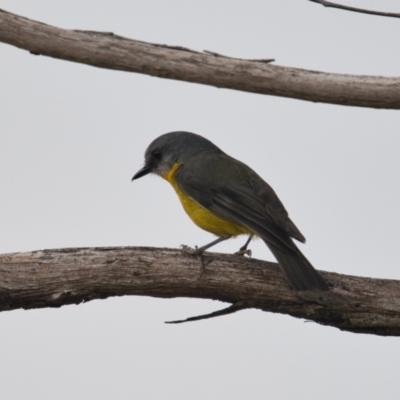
[162,163,250,237]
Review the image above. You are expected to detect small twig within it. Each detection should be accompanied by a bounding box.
[156,44,198,53]
[309,0,400,19]
[203,50,231,58]
[247,58,275,64]
[203,50,275,64]
[165,302,248,324]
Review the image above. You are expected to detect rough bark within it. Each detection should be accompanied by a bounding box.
[1,246,399,336]
[1,9,399,109]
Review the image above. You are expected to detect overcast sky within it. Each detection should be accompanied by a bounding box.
[1,1,400,399]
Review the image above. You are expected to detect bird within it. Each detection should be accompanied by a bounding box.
[132,131,328,291]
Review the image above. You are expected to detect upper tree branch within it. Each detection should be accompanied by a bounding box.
[1,9,399,109]
[309,0,400,19]
[1,246,400,337]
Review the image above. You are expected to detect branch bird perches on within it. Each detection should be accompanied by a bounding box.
[1,247,400,336]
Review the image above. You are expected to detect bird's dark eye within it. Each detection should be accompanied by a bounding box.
[152,150,162,160]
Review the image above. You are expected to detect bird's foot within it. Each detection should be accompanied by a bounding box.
[180,244,203,256]
[180,245,206,278]
[234,248,252,257]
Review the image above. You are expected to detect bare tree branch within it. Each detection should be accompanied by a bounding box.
[1,246,400,336]
[309,0,400,19]
[1,9,399,109]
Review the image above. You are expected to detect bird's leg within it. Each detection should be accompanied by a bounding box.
[181,235,232,256]
[234,234,253,257]
[181,235,232,277]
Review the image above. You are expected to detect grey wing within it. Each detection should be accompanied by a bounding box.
[248,167,306,243]
[175,154,305,252]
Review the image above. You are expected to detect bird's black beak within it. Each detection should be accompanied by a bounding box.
[131,164,152,181]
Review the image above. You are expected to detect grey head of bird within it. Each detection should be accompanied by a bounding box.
[132,131,221,180]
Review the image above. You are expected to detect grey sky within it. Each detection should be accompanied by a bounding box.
[1,1,400,399]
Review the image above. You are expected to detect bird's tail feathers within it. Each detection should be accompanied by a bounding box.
[264,240,328,291]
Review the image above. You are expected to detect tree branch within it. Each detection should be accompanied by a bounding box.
[309,0,400,19]
[1,9,399,109]
[1,246,400,336]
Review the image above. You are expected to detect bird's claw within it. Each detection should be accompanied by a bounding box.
[180,244,206,277]
[180,244,202,256]
[234,249,252,257]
